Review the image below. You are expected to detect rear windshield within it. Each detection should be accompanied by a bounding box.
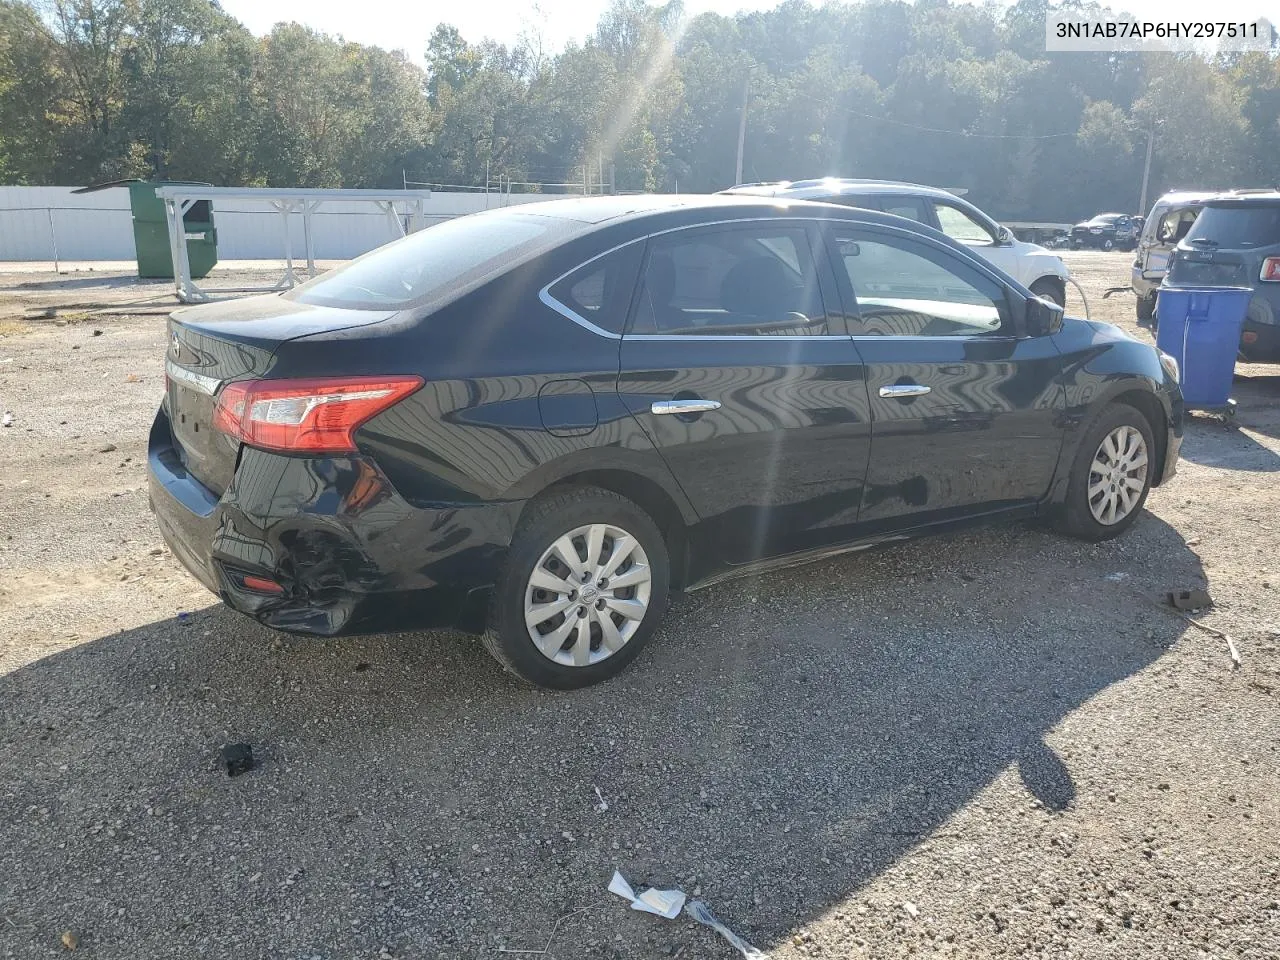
[286,211,573,309]
[1186,204,1280,249]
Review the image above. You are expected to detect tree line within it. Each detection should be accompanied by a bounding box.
[1,0,1277,220]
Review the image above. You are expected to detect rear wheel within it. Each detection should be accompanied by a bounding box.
[1136,294,1155,323]
[1029,277,1066,309]
[483,486,670,689]
[1055,404,1155,542]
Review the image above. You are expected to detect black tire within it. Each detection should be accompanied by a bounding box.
[1055,404,1156,542]
[483,485,670,689]
[1136,294,1155,323]
[1102,238,1114,251]
[1029,277,1066,309]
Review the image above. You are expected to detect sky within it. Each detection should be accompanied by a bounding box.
[217,0,781,63]
[216,0,1277,64]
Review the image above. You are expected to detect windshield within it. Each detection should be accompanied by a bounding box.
[286,211,573,309]
[1186,204,1280,249]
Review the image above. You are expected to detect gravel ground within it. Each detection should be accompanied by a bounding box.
[1,251,1278,959]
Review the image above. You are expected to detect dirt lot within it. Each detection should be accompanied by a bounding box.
[1,252,1278,959]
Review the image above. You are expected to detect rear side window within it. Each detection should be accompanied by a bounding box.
[629,225,829,336]
[546,243,643,335]
[834,231,1006,337]
[288,212,570,309]
[876,196,931,225]
[1186,205,1280,248]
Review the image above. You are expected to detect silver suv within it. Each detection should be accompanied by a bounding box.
[721,178,1072,306]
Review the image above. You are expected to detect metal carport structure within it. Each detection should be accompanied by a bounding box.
[154,186,432,303]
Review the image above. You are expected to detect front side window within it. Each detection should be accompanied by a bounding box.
[630,225,829,336]
[834,231,1006,337]
[934,203,995,245]
[288,211,571,309]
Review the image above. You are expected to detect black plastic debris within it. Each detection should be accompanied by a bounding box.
[1168,588,1213,611]
[221,743,254,777]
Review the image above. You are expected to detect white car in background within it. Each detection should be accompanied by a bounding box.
[722,178,1073,307]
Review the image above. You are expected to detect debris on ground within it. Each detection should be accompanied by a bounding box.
[902,901,920,918]
[609,870,686,919]
[1168,588,1213,611]
[593,786,608,812]
[496,903,599,956]
[686,900,769,959]
[60,930,78,951]
[1105,572,1129,582]
[220,743,254,777]
[1,411,13,427]
[96,443,117,453]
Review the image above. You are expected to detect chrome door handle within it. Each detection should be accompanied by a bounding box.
[878,383,931,398]
[651,399,722,415]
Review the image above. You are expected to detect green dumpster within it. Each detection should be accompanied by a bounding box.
[72,179,218,279]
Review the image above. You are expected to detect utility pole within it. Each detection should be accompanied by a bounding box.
[1139,125,1155,216]
[734,70,750,186]
[583,163,589,197]
[610,163,616,195]
[598,152,604,195]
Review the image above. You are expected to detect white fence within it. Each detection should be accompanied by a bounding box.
[0,186,561,262]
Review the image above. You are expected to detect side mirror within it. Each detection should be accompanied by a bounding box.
[1025,295,1065,337]
[996,225,1014,245]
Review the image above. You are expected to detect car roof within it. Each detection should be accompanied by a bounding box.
[720,178,967,203]
[1200,192,1280,207]
[470,192,934,233]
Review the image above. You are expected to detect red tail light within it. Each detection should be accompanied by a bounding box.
[212,376,423,454]
[1261,257,1280,282]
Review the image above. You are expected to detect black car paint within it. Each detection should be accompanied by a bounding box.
[149,198,1182,638]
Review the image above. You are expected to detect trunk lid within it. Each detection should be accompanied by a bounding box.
[164,295,395,494]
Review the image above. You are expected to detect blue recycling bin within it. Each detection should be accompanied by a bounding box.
[1155,286,1253,411]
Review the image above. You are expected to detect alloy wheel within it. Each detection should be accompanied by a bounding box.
[523,523,652,667]
[1088,425,1149,525]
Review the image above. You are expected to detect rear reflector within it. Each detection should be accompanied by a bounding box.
[213,376,423,454]
[1261,257,1280,282]
[241,575,285,594]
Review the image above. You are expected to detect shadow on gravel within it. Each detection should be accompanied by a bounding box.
[1177,374,1280,471]
[0,515,1202,958]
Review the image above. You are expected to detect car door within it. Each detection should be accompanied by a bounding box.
[617,220,872,564]
[930,199,1019,279]
[821,223,1066,532]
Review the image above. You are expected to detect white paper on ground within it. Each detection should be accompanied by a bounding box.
[607,870,687,920]
[685,900,770,959]
[632,887,687,919]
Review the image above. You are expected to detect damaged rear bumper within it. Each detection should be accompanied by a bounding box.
[147,406,521,636]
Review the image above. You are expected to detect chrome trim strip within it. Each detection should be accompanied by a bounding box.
[627,334,850,341]
[538,213,1018,342]
[165,358,221,396]
[538,286,622,340]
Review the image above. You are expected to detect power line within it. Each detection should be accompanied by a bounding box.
[794,92,1079,140]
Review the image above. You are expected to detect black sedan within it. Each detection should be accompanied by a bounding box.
[1071,213,1140,251]
[150,196,1183,688]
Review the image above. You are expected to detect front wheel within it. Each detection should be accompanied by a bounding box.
[483,486,670,689]
[1055,404,1155,542]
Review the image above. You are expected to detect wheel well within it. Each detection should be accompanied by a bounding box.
[532,470,691,587]
[1110,390,1169,484]
[1030,276,1065,296]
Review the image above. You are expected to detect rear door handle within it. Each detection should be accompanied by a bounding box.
[651,399,722,415]
[878,383,931,398]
